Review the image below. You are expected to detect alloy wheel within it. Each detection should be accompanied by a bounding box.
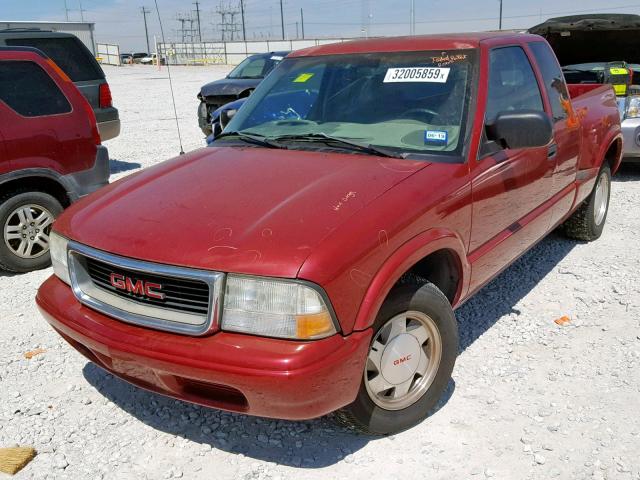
[3,204,54,259]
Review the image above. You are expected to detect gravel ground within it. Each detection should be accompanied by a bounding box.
[1,65,640,479]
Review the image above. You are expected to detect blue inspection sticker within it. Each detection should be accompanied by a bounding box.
[424,130,448,145]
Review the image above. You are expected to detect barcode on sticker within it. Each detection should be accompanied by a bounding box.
[384,67,450,83]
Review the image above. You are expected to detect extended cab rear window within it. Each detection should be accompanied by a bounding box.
[5,37,104,82]
[0,60,71,116]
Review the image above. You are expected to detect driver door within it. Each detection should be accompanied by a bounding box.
[468,45,551,292]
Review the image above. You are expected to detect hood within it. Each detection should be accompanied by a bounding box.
[55,147,427,277]
[200,78,261,97]
[530,14,640,65]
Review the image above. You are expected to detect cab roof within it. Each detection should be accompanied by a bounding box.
[289,32,540,57]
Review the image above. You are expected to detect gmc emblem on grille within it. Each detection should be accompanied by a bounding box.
[109,273,165,300]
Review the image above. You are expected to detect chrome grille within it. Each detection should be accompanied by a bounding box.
[68,241,223,336]
[85,257,210,316]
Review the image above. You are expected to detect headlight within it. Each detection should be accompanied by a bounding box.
[625,96,640,119]
[222,275,337,340]
[49,231,70,285]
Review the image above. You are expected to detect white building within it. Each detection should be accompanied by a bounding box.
[0,21,96,54]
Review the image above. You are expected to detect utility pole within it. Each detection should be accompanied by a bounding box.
[300,8,305,39]
[141,7,151,53]
[78,0,86,22]
[410,0,415,35]
[498,0,503,30]
[279,0,285,40]
[240,0,246,41]
[64,0,70,21]
[193,1,202,41]
[295,21,299,38]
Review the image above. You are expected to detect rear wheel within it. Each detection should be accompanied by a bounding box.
[336,280,458,435]
[563,164,611,241]
[0,191,63,272]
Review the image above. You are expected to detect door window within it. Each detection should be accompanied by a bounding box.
[485,46,544,123]
[528,42,570,122]
[0,60,71,117]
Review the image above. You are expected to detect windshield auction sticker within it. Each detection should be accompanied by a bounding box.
[384,67,450,83]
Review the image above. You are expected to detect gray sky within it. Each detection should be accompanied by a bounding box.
[2,0,640,51]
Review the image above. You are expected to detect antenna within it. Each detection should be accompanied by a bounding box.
[154,0,185,155]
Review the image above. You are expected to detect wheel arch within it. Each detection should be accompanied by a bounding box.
[0,171,72,208]
[598,132,623,175]
[602,135,623,175]
[238,88,254,98]
[351,229,469,332]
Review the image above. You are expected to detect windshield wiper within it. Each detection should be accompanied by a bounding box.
[271,133,403,158]
[215,131,286,149]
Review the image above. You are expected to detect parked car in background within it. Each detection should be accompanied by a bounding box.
[530,13,640,162]
[131,52,148,64]
[197,51,289,135]
[140,52,165,65]
[119,53,132,64]
[0,47,109,272]
[38,33,621,435]
[0,28,120,141]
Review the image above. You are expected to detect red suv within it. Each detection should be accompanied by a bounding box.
[0,47,109,272]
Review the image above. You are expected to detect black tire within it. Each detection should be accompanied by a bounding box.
[0,190,63,273]
[336,279,458,435]
[563,164,611,241]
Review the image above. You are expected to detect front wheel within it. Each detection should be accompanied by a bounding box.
[563,164,611,241]
[0,191,63,272]
[336,280,458,435]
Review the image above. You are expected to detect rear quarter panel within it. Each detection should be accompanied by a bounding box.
[568,84,622,204]
[570,84,622,170]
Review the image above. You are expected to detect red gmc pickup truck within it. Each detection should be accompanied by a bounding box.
[37,33,622,435]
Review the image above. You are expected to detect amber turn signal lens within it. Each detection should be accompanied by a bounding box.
[296,312,336,339]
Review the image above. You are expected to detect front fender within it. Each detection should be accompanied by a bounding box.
[351,228,470,332]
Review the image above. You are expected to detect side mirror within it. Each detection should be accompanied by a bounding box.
[486,110,553,150]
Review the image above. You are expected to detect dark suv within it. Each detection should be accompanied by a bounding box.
[197,51,289,135]
[0,29,120,141]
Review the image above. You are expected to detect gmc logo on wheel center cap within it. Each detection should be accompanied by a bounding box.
[393,354,412,366]
[109,273,165,300]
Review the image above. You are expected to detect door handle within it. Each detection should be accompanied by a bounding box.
[547,143,558,158]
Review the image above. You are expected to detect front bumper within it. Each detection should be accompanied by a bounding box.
[37,275,371,420]
[63,145,110,201]
[621,117,640,161]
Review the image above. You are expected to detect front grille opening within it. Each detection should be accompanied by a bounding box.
[84,257,210,316]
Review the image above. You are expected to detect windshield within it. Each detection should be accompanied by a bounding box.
[227,55,281,79]
[224,50,477,157]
